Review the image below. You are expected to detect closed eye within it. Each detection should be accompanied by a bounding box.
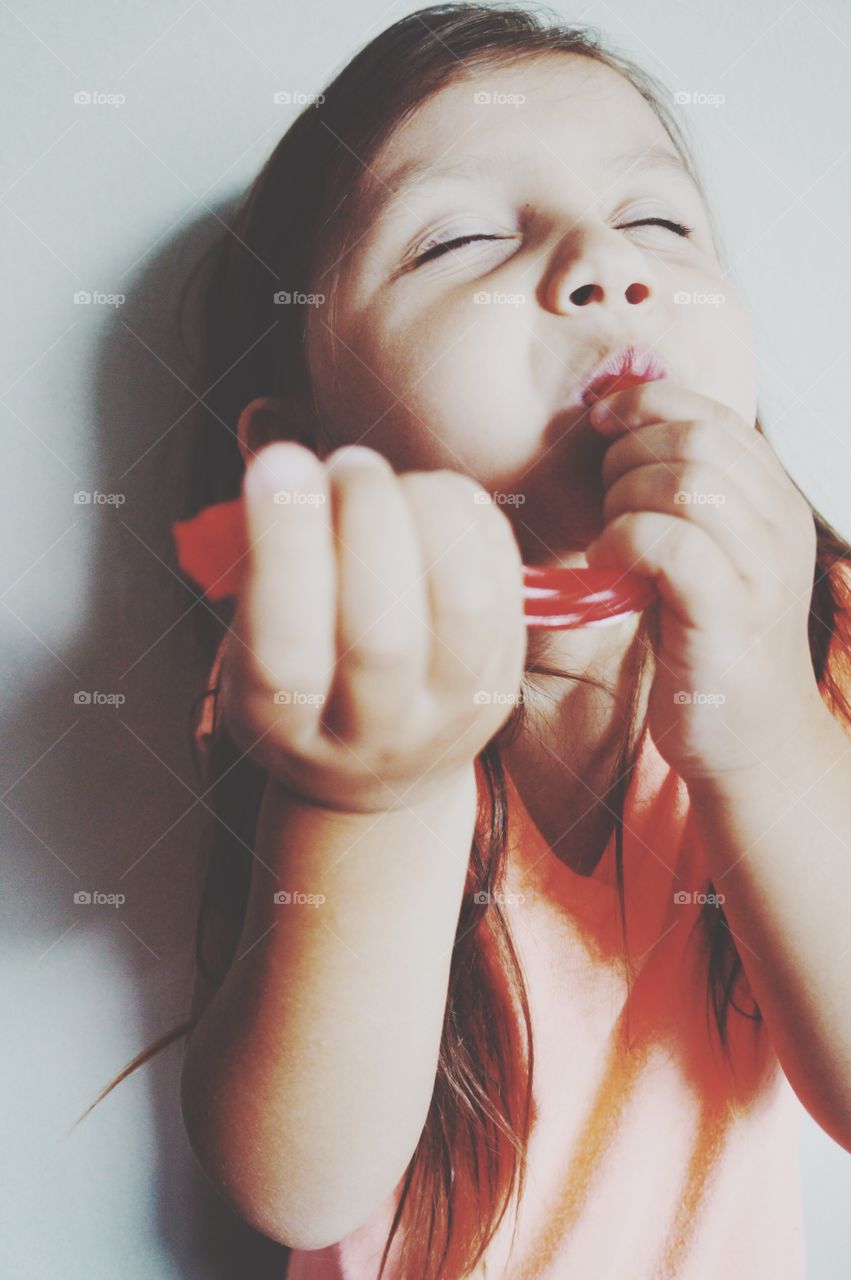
[618,217,693,237]
[413,233,513,265]
[412,217,693,267]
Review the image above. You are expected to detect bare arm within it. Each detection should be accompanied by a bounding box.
[687,700,851,1152]
[180,442,526,1248]
[181,762,479,1250]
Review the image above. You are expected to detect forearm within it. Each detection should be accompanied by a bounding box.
[687,702,851,1150]
[181,763,479,1249]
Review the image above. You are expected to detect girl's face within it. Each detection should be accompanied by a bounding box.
[307,53,757,563]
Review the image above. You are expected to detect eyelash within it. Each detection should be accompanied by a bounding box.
[413,218,694,265]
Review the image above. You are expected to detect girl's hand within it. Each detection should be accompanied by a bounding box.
[586,381,821,784]
[219,443,528,813]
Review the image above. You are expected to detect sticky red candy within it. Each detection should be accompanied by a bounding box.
[171,496,656,629]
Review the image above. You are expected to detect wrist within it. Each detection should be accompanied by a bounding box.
[263,758,479,823]
[685,697,837,804]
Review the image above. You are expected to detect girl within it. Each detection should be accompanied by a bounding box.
[77,5,851,1277]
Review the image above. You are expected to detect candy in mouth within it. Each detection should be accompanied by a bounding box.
[583,366,667,406]
[580,345,669,407]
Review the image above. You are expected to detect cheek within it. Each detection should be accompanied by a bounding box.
[688,290,757,425]
[332,308,540,475]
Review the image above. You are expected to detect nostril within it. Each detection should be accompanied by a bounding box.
[569,284,598,306]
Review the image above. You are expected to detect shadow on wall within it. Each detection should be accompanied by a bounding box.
[6,195,290,1277]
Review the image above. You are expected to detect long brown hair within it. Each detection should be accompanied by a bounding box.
[69,5,851,1277]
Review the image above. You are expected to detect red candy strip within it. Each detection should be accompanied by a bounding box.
[171,496,656,628]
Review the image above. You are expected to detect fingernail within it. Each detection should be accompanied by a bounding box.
[325,445,385,471]
[249,443,317,492]
[589,400,615,427]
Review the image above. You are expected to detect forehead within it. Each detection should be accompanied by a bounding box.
[362,54,676,207]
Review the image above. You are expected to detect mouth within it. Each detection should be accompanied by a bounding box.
[580,344,669,407]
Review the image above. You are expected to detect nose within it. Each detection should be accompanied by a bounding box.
[542,225,658,315]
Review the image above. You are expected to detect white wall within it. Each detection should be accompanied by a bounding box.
[1,2,848,1277]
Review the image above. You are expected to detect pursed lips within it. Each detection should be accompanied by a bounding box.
[579,344,669,408]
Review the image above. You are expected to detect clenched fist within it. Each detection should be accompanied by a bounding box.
[219,442,528,813]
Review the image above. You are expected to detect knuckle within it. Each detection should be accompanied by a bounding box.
[600,441,624,488]
[603,510,642,558]
[248,637,318,692]
[675,459,706,498]
[681,419,710,459]
[343,627,414,672]
[605,510,632,542]
[603,475,625,520]
[222,682,276,752]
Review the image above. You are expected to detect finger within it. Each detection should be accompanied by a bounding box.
[470,488,528,695]
[589,380,754,444]
[443,476,528,702]
[600,419,792,522]
[321,447,431,742]
[601,461,775,587]
[586,510,747,630]
[238,441,336,739]
[399,471,517,704]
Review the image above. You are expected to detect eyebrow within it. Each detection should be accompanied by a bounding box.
[604,144,696,182]
[367,142,697,220]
